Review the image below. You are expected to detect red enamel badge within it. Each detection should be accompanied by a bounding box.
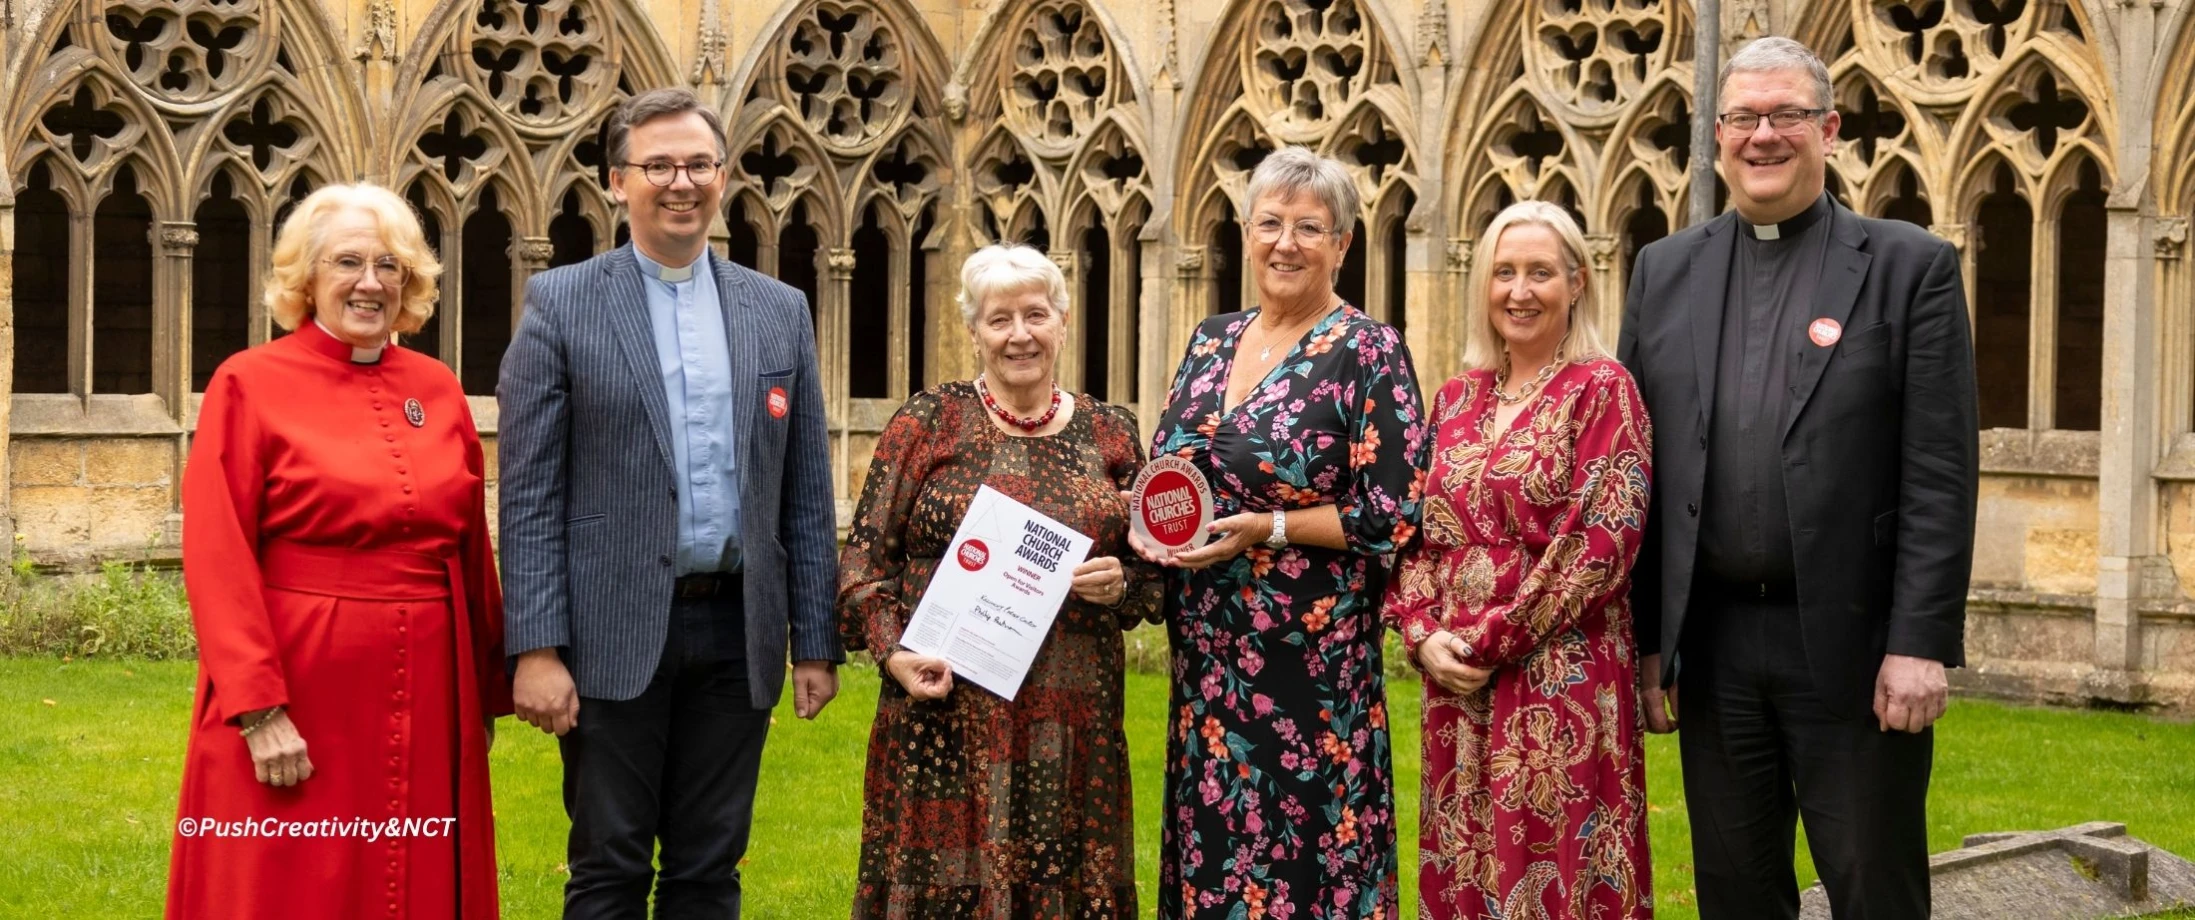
[767,387,789,419]
[1808,318,1843,347]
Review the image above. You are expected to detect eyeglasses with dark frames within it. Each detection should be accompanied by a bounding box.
[1717,108,1829,135]
[622,159,723,188]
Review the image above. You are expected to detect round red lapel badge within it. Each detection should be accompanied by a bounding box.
[767,387,789,419]
[1808,318,1843,347]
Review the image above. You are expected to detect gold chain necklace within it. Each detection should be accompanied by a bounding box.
[1492,359,1563,405]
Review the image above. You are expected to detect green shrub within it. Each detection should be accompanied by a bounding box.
[0,537,196,660]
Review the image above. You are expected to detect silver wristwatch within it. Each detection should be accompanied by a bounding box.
[1265,509,1288,549]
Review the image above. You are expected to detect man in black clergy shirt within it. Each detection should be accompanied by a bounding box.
[1616,37,1979,920]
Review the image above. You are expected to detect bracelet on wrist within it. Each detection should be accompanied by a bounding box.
[238,706,284,738]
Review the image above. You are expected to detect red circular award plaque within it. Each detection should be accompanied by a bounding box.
[1131,455,1215,551]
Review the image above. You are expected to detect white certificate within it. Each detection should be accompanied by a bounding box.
[900,485,1094,700]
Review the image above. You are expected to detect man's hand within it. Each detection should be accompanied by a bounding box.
[1416,630,1494,695]
[513,648,580,736]
[1874,653,1948,733]
[1640,653,1678,733]
[792,660,838,719]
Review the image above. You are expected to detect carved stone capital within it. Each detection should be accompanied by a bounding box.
[160,223,199,252]
[2156,217,2188,260]
[827,247,858,277]
[1049,250,1076,280]
[353,0,399,64]
[1176,246,1206,275]
[1584,233,1618,271]
[1930,223,1969,253]
[1445,238,1473,273]
[517,237,554,266]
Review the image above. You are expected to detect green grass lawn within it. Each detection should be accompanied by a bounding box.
[3,656,2192,918]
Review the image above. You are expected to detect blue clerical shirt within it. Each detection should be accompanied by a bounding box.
[634,247,740,575]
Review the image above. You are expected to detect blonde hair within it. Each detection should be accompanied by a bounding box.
[1460,200,1609,372]
[956,242,1070,327]
[265,183,443,334]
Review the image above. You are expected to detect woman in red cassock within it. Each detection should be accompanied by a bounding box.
[1382,201,1654,919]
[166,183,512,919]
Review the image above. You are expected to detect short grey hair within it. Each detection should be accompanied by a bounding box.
[1719,36,1833,110]
[605,87,728,168]
[1243,146,1361,238]
[957,243,1070,327]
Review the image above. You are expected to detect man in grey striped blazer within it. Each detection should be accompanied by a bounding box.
[497,88,842,918]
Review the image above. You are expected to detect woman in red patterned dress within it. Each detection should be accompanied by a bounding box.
[838,243,1164,917]
[167,184,509,919]
[1382,201,1655,919]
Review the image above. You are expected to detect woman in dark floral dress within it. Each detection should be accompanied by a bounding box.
[1142,148,1428,919]
[1383,201,1653,919]
[839,243,1164,918]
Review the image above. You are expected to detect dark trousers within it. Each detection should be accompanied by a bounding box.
[560,592,770,919]
[1677,598,1933,920]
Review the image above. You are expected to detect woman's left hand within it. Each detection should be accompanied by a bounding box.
[1168,512,1272,571]
[1070,556,1129,605]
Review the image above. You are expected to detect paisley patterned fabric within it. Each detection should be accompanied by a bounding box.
[1148,305,1428,920]
[1382,358,1655,920]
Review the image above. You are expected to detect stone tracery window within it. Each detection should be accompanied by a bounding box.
[1823,0,2109,432]
[10,1,354,405]
[1526,0,1675,122]
[389,0,662,393]
[783,2,909,151]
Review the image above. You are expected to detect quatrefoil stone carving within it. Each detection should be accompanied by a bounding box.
[470,0,611,127]
[783,3,908,151]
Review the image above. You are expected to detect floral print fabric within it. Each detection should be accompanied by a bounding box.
[1381,359,1655,920]
[837,384,1165,919]
[1149,305,1428,920]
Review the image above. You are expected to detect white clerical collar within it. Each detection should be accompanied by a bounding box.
[316,319,387,364]
[634,248,702,283]
[1742,192,1832,242]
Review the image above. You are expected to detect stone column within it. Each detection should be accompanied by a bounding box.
[155,221,198,420]
[2088,0,2169,703]
[2027,216,2060,430]
[2091,209,2167,701]
[1049,249,1080,391]
[1931,222,1974,332]
[515,235,552,330]
[886,225,912,398]
[1136,225,1170,438]
[825,245,855,492]
[156,221,198,544]
[1,194,15,540]
[1106,223,1136,402]
[933,201,984,385]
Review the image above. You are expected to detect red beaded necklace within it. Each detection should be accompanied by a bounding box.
[977,375,1062,432]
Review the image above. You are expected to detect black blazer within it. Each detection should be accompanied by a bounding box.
[1616,199,1979,716]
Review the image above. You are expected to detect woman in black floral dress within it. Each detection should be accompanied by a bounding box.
[838,243,1164,917]
[1141,148,1429,919]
